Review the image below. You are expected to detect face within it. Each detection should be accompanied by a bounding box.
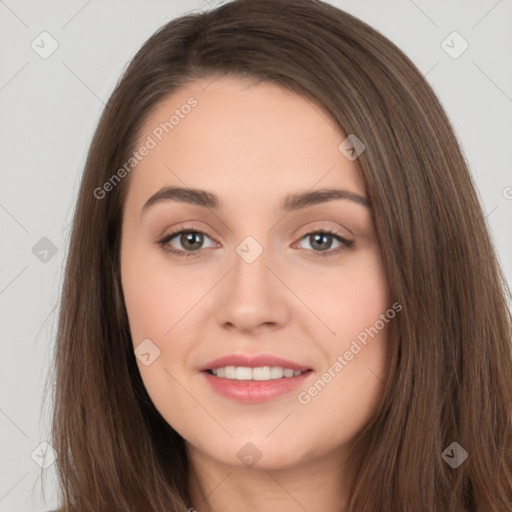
[120,76,393,471]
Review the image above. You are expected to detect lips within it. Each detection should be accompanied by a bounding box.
[201,370,312,402]
[198,353,314,403]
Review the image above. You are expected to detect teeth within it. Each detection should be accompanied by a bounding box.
[253,366,271,380]
[210,366,304,381]
[235,367,252,380]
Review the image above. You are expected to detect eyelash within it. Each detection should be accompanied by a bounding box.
[156,226,355,259]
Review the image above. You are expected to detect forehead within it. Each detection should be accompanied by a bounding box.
[125,76,366,210]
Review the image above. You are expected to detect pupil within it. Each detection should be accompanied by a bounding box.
[183,232,203,250]
[311,233,331,251]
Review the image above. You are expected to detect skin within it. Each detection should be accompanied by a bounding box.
[120,76,392,512]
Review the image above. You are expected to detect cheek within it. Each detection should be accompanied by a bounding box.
[121,247,203,345]
[295,318,391,452]
[121,249,201,424]
[297,246,390,341]
[121,244,209,407]
[293,249,391,434]
[123,273,174,343]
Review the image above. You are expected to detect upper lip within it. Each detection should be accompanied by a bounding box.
[199,353,312,372]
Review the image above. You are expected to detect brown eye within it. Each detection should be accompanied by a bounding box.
[295,229,354,258]
[179,231,204,251]
[157,229,216,257]
[308,233,336,251]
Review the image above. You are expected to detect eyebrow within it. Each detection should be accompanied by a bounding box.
[141,186,371,214]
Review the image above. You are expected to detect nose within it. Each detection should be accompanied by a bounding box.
[214,243,290,335]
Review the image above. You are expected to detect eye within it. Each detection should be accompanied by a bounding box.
[157,229,217,258]
[294,227,354,258]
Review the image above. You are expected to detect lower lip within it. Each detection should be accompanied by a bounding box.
[201,370,313,403]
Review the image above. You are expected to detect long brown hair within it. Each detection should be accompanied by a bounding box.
[47,0,512,510]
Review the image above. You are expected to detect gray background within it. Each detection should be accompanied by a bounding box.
[0,0,511,510]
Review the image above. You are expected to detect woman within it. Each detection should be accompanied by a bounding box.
[48,0,512,510]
